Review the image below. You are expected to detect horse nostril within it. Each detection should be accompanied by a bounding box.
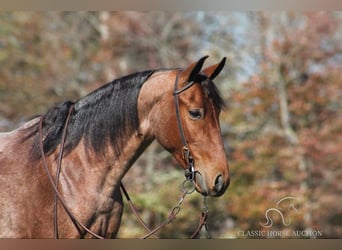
[214,174,224,193]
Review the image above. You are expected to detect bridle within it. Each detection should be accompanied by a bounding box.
[173,70,197,181]
[38,70,210,239]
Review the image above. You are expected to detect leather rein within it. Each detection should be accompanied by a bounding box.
[38,70,209,239]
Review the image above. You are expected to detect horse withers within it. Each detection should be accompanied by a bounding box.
[0,56,229,238]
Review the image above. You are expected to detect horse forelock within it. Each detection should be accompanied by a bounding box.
[196,73,226,111]
[26,70,155,160]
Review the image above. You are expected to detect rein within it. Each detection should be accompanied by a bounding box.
[38,70,210,238]
[120,179,210,239]
[38,104,104,239]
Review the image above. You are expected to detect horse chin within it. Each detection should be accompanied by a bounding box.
[194,172,209,196]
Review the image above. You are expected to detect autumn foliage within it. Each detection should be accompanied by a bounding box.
[0,12,341,238]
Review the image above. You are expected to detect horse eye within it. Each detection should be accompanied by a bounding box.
[188,109,204,120]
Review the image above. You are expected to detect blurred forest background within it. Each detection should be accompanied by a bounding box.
[0,11,341,238]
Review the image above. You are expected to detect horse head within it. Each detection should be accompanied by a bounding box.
[142,56,230,197]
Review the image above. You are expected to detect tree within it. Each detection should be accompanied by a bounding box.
[223,12,342,237]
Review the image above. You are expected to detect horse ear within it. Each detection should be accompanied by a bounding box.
[202,57,226,80]
[180,56,209,83]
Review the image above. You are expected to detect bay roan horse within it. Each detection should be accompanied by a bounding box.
[0,56,229,238]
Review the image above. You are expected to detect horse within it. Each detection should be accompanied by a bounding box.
[0,56,230,238]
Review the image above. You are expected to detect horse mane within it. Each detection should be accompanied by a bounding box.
[23,68,225,161]
[26,70,155,160]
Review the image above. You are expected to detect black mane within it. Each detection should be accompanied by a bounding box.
[28,70,155,160]
[25,69,225,161]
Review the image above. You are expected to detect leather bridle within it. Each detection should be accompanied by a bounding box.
[38,70,209,238]
[173,70,197,181]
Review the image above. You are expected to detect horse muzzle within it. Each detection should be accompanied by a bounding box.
[194,171,229,197]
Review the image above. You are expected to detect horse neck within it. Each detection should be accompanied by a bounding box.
[77,70,175,190]
[52,71,174,206]
[95,71,177,178]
